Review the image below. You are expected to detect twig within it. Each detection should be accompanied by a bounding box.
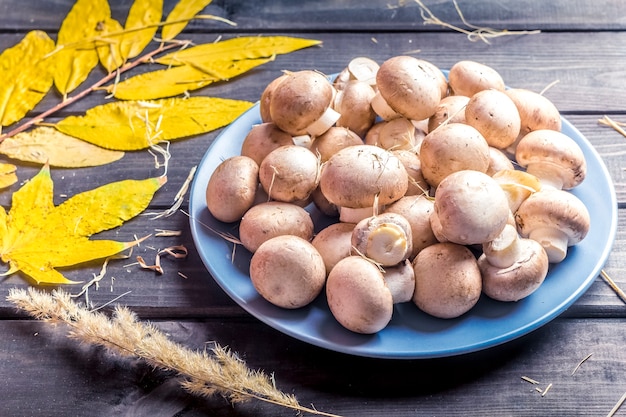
[599,115,626,138]
[7,288,343,417]
[607,391,626,417]
[0,40,189,142]
[600,270,626,304]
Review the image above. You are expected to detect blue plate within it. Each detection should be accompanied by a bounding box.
[189,95,617,359]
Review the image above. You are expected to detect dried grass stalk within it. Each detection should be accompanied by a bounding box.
[413,0,540,44]
[7,287,342,417]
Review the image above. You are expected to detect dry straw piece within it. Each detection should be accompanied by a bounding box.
[7,287,343,417]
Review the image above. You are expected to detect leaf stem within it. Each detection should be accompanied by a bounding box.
[0,40,188,143]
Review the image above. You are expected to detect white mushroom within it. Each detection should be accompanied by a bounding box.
[250,235,326,309]
[464,88,521,149]
[478,224,549,302]
[412,242,482,319]
[419,122,490,188]
[431,170,510,245]
[515,188,591,263]
[374,56,442,122]
[515,129,587,190]
[382,259,415,303]
[319,144,408,222]
[326,256,394,334]
[486,146,515,176]
[258,145,320,203]
[269,70,339,137]
[351,212,413,267]
[311,222,356,275]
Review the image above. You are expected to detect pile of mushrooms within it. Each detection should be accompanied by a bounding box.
[204,56,591,334]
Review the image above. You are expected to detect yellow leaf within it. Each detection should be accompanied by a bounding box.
[0,30,55,126]
[0,127,124,168]
[120,0,163,60]
[95,17,125,73]
[55,97,253,151]
[161,0,212,41]
[156,36,322,67]
[111,56,273,100]
[0,165,165,285]
[53,0,111,95]
[0,163,17,189]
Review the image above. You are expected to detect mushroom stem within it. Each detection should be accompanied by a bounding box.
[371,91,400,120]
[482,224,523,269]
[527,226,569,263]
[339,206,379,223]
[306,106,341,137]
[524,162,566,190]
[364,222,409,266]
[291,134,313,148]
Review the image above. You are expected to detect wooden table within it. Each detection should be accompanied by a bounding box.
[1,1,626,416]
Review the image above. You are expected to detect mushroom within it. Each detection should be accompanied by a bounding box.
[376,117,424,151]
[384,194,438,259]
[431,170,510,245]
[269,70,340,137]
[250,235,326,309]
[258,145,320,203]
[205,155,259,223]
[240,122,294,165]
[391,149,429,196]
[333,80,377,137]
[259,73,289,123]
[515,188,591,263]
[382,259,415,303]
[486,146,515,176]
[515,129,587,190]
[319,144,409,222]
[464,88,521,149]
[326,256,394,334]
[412,242,482,319]
[334,56,380,89]
[373,56,442,122]
[448,60,505,97]
[351,212,413,267]
[239,202,314,253]
[492,169,541,213]
[504,88,561,138]
[310,126,363,163]
[427,95,470,132]
[478,224,549,302]
[419,122,490,188]
[311,222,356,275]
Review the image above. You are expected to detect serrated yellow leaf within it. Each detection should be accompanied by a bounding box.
[161,0,212,41]
[0,163,17,189]
[0,165,165,285]
[53,0,111,95]
[0,127,124,168]
[0,30,55,126]
[54,97,253,151]
[156,36,322,67]
[95,17,125,73]
[120,0,163,60]
[111,56,273,100]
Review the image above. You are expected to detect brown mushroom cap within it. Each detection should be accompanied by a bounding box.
[433,170,510,245]
[310,126,363,163]
[311,222,356,275]
[376,56,442,121]
[258,145,320,203]
[250,235,326,309]
[428,95,470,132]
[465,89,521,149]
[412,242,482,319]
[269,70,336,136]
[240,122,294,166]
[259,74,289,123]
[326,256,394,334]
[515,188,590,263]
[504,88,561,136]
[448,60,505,97]
[419,123,490,188]
[515,129,587,190]
[479,237,549,302]
[319,144,409,208]
[384,195,438,258]
[333,80,377,137]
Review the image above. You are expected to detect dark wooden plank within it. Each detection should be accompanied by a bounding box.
[1,317,626,416]
[1,0,625,32]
